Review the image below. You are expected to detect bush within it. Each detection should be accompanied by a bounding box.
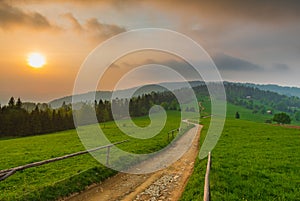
[272,112,291,124]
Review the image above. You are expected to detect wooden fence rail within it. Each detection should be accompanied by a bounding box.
[203,152,212,201]
[167,128,180,141]
[0,140,129,181]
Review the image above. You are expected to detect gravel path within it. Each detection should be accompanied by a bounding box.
[62,123,202,201]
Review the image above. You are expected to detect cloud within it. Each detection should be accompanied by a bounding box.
[110,63,120,69]
[113,58,202,81]
[63,13,83,33]
[11,0,300,27]
[272,63,290,71]
[213,53,264,71]
[151,59,200,80]
[85,18,126,40]
[59,0,300,24]
[151,0,300,25]
[63,13,126,42]
[0,1,52,30]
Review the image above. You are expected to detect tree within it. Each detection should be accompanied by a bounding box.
[62,101,67,109]
[8,97,15,108]
[235,112,240,119]
[16,98,22,109]
[273,112,291,124]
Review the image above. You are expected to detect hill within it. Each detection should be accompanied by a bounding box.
[48,81,300,124]
[49,81,205,108]
[194,82,300,124]
[244,83,300,97]
[181,118,300,200]
[50,81,300,106]
[0,111,183,201]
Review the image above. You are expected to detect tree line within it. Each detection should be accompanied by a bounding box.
[3,82,298,137]
[224,83,300,114]
[0,97,74,137]
[74,92,180,126]
[0,91,180,137]
[193,82,300,120]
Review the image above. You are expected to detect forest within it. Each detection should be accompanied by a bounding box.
[0,92,179,137]
[194,82,300,117]
[2,82,300,137]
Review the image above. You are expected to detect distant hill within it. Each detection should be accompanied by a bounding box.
[244,83,300,98]
[49,81,205,108]
[48,80,300,113]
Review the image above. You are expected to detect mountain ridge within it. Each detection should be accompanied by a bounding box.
[49,81,300,108]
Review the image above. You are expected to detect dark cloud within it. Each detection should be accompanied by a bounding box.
[71,0,300,23]
[16,0,300,23]
[213,54,264,71]
[114,58,201,81]
[85,18,126,40]
[64,13,126,42]
[0,1,52,30]
[272,63,290,71]
[151,0,300,25]
[152,59,197,78]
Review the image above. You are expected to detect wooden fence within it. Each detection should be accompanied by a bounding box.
[203,152,212,201]
[167,128,180,141]
[0,140,128,181]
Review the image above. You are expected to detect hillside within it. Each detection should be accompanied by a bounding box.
[2,82,300,200]
[48,81,300,124]
[0,111,183,201]
[194,82,300,124]
[3,81,300,139]
[181,119,300,200]
[244,83,300,98]
[49,81,205,108]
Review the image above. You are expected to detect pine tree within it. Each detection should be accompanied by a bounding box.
[16,98,22,109]
[8,97,15,108]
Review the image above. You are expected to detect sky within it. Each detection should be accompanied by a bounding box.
[0,0,300,104]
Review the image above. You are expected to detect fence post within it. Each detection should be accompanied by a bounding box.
[167,128,180,142]
[203,152,211,201]
[106,146,111,166]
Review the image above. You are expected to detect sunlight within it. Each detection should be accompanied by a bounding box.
[27,52,46,68]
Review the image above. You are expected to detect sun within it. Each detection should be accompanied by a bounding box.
[27,52,46,68]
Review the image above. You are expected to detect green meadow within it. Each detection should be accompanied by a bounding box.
[0,111,186,201]
[181,118,300,200]
[1,103,300,201]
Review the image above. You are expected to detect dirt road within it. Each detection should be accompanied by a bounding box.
[62,123,202,201]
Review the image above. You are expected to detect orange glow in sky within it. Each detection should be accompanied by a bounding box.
[0,1,299,104]
[27,52,46,68]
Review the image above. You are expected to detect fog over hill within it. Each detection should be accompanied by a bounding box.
[48,81,204,108]
[48,81,300,108]
[244,83,300,98]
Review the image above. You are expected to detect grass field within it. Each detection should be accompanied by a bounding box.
[2,102,300,201]
[201,97,300,125]
[0,111,185,201]
[226,103,273,123]
[180,118,300,200]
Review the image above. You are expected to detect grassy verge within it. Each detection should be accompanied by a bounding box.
[180,118,300,200]
[0,111,183,201]
[179,118,209,200]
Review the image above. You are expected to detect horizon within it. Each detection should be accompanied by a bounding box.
[1,1,300,104]
[1,80,300,105]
